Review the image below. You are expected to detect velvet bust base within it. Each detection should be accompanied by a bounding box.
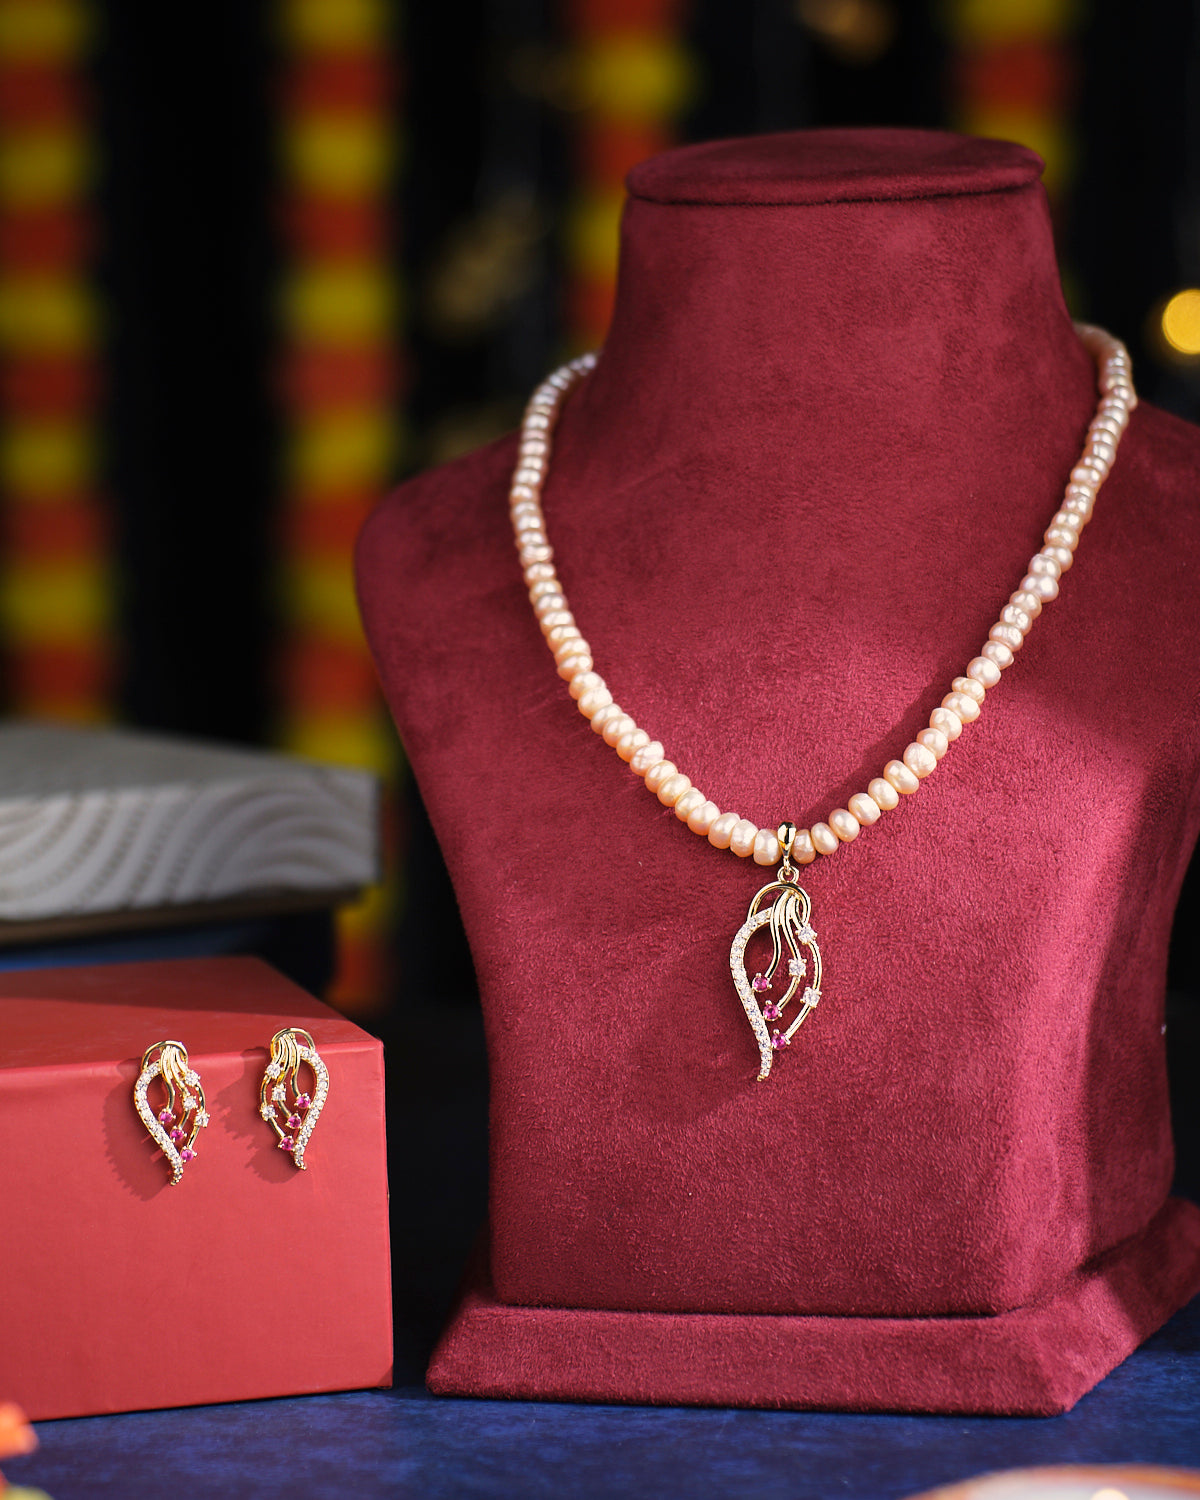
[357,129,1200,1412]
[429,1198,1200,1415]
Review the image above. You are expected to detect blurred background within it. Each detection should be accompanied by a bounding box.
[2,0,1199,1366]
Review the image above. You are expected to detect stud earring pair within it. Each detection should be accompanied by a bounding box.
[133,1029,329,1184]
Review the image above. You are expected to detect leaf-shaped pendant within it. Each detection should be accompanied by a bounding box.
[729,824,823,1081]
[259,1027,329,1169]
[133,1040,210,1184]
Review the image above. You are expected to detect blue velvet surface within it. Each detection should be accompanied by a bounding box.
[5,1298,1199,1500]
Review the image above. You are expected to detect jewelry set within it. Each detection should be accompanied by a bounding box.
[132,1028,329,1185]
[510,322,1136,1081]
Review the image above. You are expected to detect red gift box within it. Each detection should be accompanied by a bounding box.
[0,958,392,1420]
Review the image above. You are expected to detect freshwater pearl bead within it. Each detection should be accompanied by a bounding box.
[557,653,593,680]
[903,742,937,779]
[513,335,1130,871]
[848,792,882,824]
[602,713,636,747]
[675,787,706,822]
[810,821,839,855]
[966,656,1001,689]
[943,691,980,723]
[884,760,919,795]
[630,741,664,776]
[577,686,613,718]
[981,640,1014,669]
[616,729,650,762]
[999,604,1032,634]
[657,772,692,807]
[916,726,949,759]
[708,812,739,849]
[828,808,860,842]
[644,760,677,793]
[792,829,817,864]
[553,635,587,661]
[1028,554,1061,580]
[1021,573,1059,601]
[928,706,962,741]
[589,702,623,733]
[1041,544,1073,571]
[989,622,1023,652]
[687,800,721,835]
[730,819,759,858]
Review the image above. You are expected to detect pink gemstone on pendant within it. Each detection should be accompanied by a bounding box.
[287,1113,302,1130]
[752,974,770,993]
[296,1094,311,1110]
[280,1137,295,1152]
[763,1002,780,1021]
[170,1127,185,1143]
[771,1030,789,1050]
[180,1147,195,1162]
[158,1109,174,1125]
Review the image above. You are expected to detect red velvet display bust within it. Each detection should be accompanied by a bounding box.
[358,129,1200,1413]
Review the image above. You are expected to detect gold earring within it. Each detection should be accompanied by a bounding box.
[133,1041,209,1185]
[259,1028,328,1170]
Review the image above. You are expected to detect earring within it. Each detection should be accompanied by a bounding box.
[133,1041,209,1185]
[259,1028,328,1170]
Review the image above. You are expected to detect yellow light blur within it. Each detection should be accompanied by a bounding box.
[0,563,109,640]
[575,38,697,122]
[1161,289,1200,354]
[0,0,88,61]
[282,0,386,51]
[0,421,95,494]
[286,117,392,196]
[942,0,1079,43]
[286,409,395,492]
[0,132,89,208]
[282,561,366,641]
[1089,1489,1129,1500]
[0,278,95,352]
[282,265,395,344]
[566,192,624,282]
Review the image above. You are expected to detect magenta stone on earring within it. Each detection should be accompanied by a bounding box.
[771,1030,789,1050]
[280,1137,295,1152]
[159,1109,174,1125]
[170,1127,185,1143]
[287,1113,302,1130]
[763,1002,780,1021]
[296,1094,311,1110]
[752,974,770,993]
[180,1147,196,1162]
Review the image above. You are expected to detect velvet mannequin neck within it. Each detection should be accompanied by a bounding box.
[357,130,1200,1354]
[559,129,1096,540]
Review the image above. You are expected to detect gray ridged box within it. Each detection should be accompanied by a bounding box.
[0,723,379,929]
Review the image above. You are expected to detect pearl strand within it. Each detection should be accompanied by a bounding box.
[512,324,1135,868]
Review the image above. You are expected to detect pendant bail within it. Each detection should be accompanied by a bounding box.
[777,821,797,882]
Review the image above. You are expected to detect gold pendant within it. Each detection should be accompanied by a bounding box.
[729,822,823,1081]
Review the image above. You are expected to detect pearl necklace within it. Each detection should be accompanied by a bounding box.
[510,324,1136,1080]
